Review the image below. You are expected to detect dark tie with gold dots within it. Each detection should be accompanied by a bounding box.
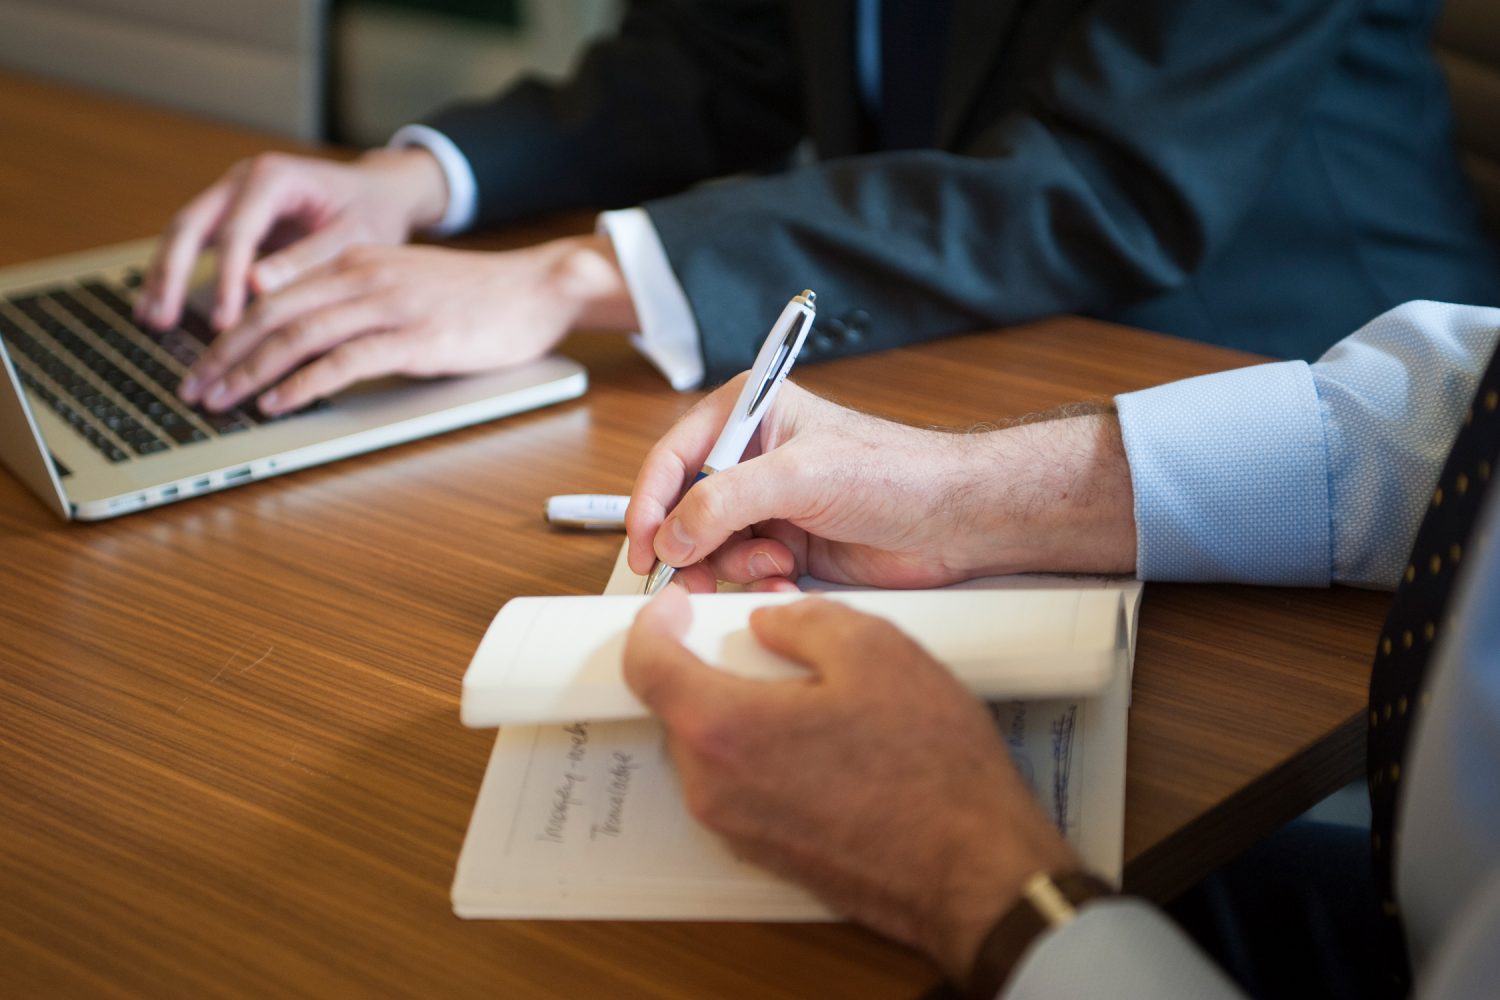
[1366,342,1500,992]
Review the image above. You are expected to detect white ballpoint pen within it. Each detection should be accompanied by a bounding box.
[643,288,817,595]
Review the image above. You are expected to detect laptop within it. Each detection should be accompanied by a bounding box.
[0,239,587,520]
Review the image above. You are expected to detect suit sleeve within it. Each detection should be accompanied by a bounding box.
[420,0,803,229]
[645,0,1368,381]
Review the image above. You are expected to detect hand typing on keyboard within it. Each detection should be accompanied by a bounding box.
[136,150,637,417]
[176,237,631,416]
[137,149,443,334]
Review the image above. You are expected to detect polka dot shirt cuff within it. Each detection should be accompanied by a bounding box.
[1115,361,1330,586]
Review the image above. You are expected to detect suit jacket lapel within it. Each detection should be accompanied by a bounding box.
[938,0,1023,146]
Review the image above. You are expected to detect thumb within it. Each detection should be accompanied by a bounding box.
[624,588,750,723]
[653,443,822,568]
[625,374,749,575]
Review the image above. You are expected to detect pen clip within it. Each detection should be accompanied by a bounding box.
[745,317,807,418]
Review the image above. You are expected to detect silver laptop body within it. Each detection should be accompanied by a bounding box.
[0,240,587,520]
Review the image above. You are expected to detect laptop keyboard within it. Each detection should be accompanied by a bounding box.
[0,269,273,464]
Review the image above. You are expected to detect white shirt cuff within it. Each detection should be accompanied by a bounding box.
[598,208,705,391]
[388,123,479,237]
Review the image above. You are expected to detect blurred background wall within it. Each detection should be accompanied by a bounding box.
[0,0,1491,234]
[0,0,621,144]
[334,0,620,146]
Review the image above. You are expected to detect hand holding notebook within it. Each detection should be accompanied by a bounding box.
[452,547,1140,919]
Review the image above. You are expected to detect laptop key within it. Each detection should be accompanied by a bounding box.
[73,280,266,428]
[55,289,183,389]
[3,322,168,456]
[78,280,139,327]
[14,367,130,463]
[37,290,225,445]
[203,410,253,434]
[84,278,215,349]
[175,308,216,349]
[156,410,209,445]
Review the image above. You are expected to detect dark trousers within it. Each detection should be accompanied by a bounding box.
[1167,818,1402,999]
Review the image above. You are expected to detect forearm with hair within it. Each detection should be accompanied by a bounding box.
[942,410,1136,578]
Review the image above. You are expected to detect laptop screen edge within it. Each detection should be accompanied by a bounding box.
[0,334,73,520]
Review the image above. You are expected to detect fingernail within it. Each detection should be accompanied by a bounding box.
[254,262,284,292]
[748,552,779,579]
[203,382,230,410]
[258,389,280,413]
[658,517,694,563]
[179,374,200,400]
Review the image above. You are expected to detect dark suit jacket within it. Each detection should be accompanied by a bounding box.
[426,0,1500,382]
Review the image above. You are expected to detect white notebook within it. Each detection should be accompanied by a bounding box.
[462,589,1122,727]
[451,546,1142,919]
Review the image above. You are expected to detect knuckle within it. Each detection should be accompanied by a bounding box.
[340,245,385,276]
[246,151,287,182]
[236,347,277,382]
[365,261,398,289]
[195,345,229,375]
[272,370,311,406]
[323,346,362,381]
[687,479,731,533]
[340,245,373,268]
[219,217,256,249]
[329,338,382,379]
[165,209,194,238]
[677,705,749,766]
[395,341,434,376]
[347,255,396,292]
[681,782,733,832]
[270,322,314,357]
[221,369,252,396]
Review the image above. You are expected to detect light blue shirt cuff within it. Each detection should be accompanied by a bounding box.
[388,123,479,237]
[598,207,706,391]
[1004,900,1244,999]
[1115,361,1330,586]
[1309,301,1500,588]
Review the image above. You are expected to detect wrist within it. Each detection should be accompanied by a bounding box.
[921,819,1079,982]
[358,146,450,234]
[953,870,1117,998]
[945,412,1136,578]
[546,233,640,331]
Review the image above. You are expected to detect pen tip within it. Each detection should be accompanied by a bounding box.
[644,562,676,596]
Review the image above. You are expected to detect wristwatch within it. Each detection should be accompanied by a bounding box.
[962,870,1116,1000]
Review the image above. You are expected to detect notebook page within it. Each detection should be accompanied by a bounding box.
[451,545,1139,918]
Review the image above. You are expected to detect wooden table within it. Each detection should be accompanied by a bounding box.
[0,72,1390,998]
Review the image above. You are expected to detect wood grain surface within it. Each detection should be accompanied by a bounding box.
[0,71,1388,998]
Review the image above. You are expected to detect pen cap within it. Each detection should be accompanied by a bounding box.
[545,494,630,529]
[703,292,815,472]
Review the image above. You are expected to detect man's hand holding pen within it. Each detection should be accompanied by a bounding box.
[624,382,1138,592]
[617,339,1138,985]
